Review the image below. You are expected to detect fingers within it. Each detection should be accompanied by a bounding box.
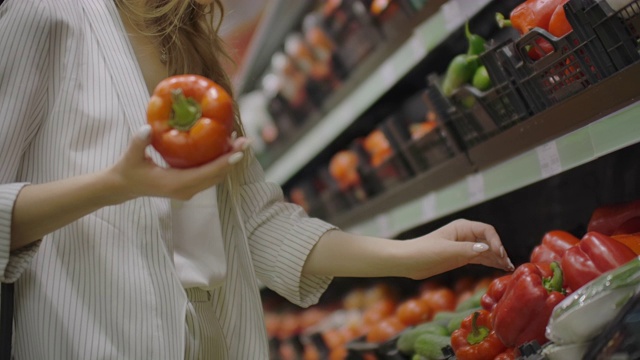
[125,125,152,162]
[441,219,515,271]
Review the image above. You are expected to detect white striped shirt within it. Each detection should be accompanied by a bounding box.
[0,0,335,358]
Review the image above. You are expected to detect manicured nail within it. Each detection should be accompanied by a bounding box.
[507,259,515,271]
[241,138,253,150]
[228,152,244,165]
[472,243,489,253]
[137,124,152,141]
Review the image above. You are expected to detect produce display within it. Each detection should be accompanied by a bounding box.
[283,0,640,220]
[264,198,640,359]
[261,0,640,358]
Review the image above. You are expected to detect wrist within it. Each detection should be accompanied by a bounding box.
[97,168,136,205]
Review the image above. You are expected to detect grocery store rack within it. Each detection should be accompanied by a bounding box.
[237,0,640,240]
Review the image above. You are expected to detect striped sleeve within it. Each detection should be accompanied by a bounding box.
[0,0,51,281]
[0,184,41,283]
[236,154,337,307]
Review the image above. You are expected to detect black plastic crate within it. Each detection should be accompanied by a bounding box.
[363,0,417,39]
[424,74,495,150]
[384,94,458,174]
[322,0,384,73]
[477,39,535,124]
[565,0,640,72]
[510,28,615,111]
[352,136,406,193]
[287,177,329,219]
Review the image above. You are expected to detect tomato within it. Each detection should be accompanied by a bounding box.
[264,313,281,338]
[365,317,405,343]
[410,119,437,140]
[396,298,433,326]
[147,74,234,168]
[328,346,347,360]
[363,129,393,167]
[362,298,396,326]
[329,150,361,190]
[322,329,346,350]
[421,288,456,313]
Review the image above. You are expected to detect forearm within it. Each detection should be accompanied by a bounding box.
[302,230,409,278]
[10,170,127,250]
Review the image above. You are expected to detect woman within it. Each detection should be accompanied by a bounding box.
[0,0,514,358]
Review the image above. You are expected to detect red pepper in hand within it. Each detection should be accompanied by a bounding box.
[451,310,506,360]
[480,275,512,311]
[530,230,580,264]
[562,231,637,291]
[588,199,640,236]
[147,74,234,168]
[493,262,566,348]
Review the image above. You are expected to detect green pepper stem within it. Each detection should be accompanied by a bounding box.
[496,13,512,28]
[169,89,201,131]
[465,22,472,41]
[543,262,565,294]
[467,312,490,345]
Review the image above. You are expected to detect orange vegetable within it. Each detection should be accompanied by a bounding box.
[395,298,433,326]
[365,317,405,343]
[329,150,361,190]
[612,232,640,255]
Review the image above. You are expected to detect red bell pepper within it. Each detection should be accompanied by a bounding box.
[548,1,573,37]
[612,233,640,255]
[561,231,637,291]
[509,0,568,35]
[588,199,640,236]
[451,310,507,360]
[480,275,512,311]
[494,348,517,360]
[530,230,580,264]
[493,262,566,348]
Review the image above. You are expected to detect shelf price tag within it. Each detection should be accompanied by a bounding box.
[442,0,464,32]
[467,173,485,204]
[380,61,398,88]
[376,214,391,237]
[410,35,428,61]
[536,141,562,178]
[421,193,437,221]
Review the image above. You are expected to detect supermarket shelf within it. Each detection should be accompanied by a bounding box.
[232,0,314,95]
[345,101,640,237]
[257,0,450,171]
[264,0,495,185]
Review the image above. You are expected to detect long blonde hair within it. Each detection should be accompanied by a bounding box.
[116,0,244,136]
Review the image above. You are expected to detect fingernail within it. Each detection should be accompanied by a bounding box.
[507,259,515,271]
[472,243,490,253]
[228,152,244,165]
[231,131,238,141]
[500,246,505,258]
[241,138,253,150]
[137,124,152,141]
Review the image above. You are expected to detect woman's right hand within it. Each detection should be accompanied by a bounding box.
[107,124,250,203]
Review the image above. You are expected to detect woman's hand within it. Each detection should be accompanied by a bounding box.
[400,219,515,280]
[107,124,250,203]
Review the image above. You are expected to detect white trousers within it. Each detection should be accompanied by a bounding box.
[184,288,228,360]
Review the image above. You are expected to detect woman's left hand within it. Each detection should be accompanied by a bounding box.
[400,219,515,280]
